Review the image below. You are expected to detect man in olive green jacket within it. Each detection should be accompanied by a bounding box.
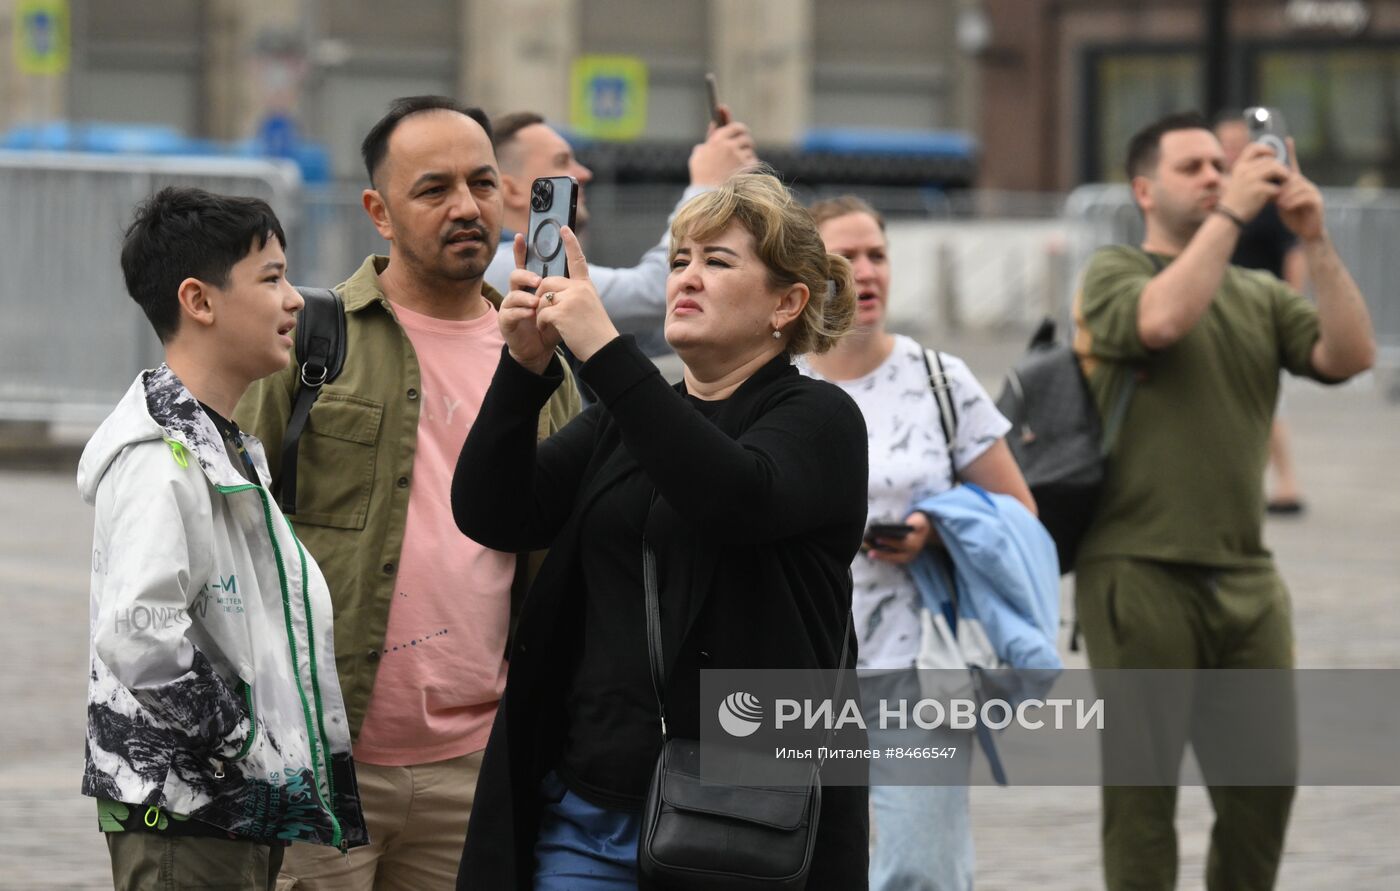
[237,96,579,890]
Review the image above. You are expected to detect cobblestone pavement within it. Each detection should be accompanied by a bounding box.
[2,354,1397,889]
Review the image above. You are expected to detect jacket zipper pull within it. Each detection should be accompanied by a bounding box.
[212,759,225,780]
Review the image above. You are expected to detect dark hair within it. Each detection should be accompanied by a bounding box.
[360,95,493,187]
[491,111,546,150]
[1213,108,1246,129]
[1125,111,1211,181]
[120,187,286,343]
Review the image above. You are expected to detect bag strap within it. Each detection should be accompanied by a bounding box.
[643,537,852,759]
[968,666,1010,785]
[1100,376,1135,457]
[1099,250,1165,457]
[276,287,346,514]
[928,544,1009,784]
[921,347,959,487]
[1071,248,1167,651]
[643,541,669,738]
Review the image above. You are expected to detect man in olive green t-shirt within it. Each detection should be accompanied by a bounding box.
[1073,112,1375,891]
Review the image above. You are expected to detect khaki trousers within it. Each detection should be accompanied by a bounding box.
[277,751,484,891]
[1075,558,1296,891]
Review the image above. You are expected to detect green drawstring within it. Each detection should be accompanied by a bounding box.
[164,438,189,468]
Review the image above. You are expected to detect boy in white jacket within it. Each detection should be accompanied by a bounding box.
[77,187,367,889]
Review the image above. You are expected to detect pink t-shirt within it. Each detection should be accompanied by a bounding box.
[354,299,515,766]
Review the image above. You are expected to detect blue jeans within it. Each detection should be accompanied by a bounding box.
[860,670,975,891]
[869,783,973,891]
[533,771,640,891]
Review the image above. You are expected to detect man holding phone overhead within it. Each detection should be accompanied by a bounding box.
[237,96,580,890]
[485,95,759,356]
[1072,111,1375,891]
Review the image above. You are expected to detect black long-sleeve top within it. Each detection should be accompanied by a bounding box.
[451,335,871,890]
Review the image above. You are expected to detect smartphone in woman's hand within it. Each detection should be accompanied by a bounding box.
[864,522,915,551]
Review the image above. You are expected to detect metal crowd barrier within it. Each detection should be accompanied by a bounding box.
[0,151,301,424]
[275,182,1075,346]
[7,161,1395,427]
[1064,184,1400,399]
[292,184,387,291]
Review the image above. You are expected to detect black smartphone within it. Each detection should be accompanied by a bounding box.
[864,522,915,552]
[704,72,725,127]
[525,175,579,282]
[1244,106,1290,170]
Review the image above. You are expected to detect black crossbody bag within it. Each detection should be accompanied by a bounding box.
[636,541,852,890]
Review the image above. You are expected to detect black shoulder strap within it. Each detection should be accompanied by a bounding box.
[1099,249,1167,457]
[643,536,852,758]
[643,541,668,738]
[1101,373,1135,457]
[276,287,347,514]
[1072,248,1168,653]
[1140,248,1167,274]
[921,347,959,487]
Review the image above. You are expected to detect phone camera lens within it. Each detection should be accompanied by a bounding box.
[530,178,554,212]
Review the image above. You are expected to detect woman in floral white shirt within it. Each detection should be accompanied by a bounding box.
[802,196,1034,891]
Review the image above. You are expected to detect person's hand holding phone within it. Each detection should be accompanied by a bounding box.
[865,512,938,564]
[1220,141,1288,224]
[1274,138,1326,242]
[533,226,619,362]
[689,107,759,187]
[501,236,564,374]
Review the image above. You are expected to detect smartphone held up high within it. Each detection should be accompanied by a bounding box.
[704,72,726,127]
[525,176,579,281]
[1244,106,1290,170]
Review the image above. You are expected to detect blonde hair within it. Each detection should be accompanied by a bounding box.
[670,172,856,355]
[808,195,886,232]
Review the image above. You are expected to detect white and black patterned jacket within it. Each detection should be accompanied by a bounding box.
[77,365,367,848]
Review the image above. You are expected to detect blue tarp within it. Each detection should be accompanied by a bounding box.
[799,127,978,159]
[0,121,331,182]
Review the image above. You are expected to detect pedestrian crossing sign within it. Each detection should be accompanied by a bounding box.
[571,55,648,141]
[14,0,70,76]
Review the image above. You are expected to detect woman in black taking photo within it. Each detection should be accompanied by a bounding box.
[450,172,870,890]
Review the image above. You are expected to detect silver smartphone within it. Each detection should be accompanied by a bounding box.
[704,72,725,127]
[525,175,579,282]
[1244,106,1290,170]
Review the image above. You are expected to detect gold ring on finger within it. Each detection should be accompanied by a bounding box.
[542,291,557,303]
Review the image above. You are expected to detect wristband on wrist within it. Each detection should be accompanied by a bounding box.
[1213,205,1246,229]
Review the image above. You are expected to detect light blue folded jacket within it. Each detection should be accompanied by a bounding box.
[909,483,1063,671]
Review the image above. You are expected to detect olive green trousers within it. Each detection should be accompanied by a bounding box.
[107,831,285,891]
[1075,557,1296,891]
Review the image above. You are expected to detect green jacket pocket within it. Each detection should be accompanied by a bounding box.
[294,394,383,529]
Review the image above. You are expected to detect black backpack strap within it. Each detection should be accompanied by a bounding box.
[1099,249,1166,457]
[922,347,959,487]
[1073,248,1166,649]
[277,287,346,514]
[1101,377,1135,458]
